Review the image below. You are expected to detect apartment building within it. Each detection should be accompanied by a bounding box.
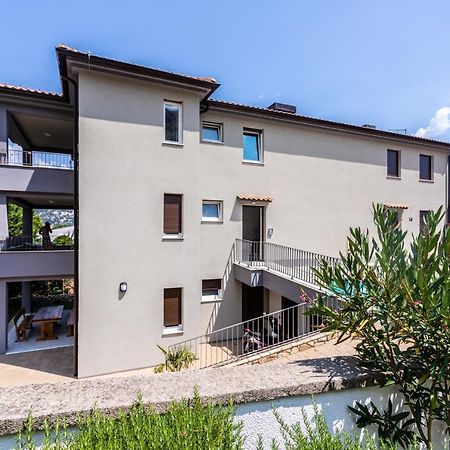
[0,45,449,377]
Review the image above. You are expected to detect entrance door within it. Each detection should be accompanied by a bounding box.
[242,206,264,261]
[242,284,264,322]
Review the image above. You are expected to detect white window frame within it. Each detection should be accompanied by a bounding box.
[419,154,434,182]
[201,121,223,143]
[243,129,263,164]
[201,200,223,223]
[163,101,183,144]
[201,280,223,303]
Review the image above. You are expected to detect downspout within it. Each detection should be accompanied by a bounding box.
[62,76,79,377]
[447,155,450,224]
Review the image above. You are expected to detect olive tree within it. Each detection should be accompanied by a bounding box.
[309,204,450,448]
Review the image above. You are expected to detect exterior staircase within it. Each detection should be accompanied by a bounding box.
[169,297,340,370]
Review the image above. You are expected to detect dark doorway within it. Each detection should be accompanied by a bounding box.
[242,206,264,261]
[282,296,299,339]
[242,206,263,241]
[242,284,264,322]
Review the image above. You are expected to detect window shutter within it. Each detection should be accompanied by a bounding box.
[202,279,222,290]
[164,194,182,234]
[164,288,181,327]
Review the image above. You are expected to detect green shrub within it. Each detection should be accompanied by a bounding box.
[263,403,417,450]
[154,345,196,373]
[14,391,243,450]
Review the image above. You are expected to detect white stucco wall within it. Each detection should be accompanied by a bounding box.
[77,68,450,376]
[235,385,449,449]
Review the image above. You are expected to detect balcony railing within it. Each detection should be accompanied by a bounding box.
[169,296,340,370]
[235,239,340,285]
[0,235,74,251]
[0,149,74,170]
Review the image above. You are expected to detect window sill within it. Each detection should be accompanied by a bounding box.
[386,176,401,180]
[419,179,434,183]
[162,327,184,336]
[201,139,224,145]
[162,141,184,148]
[242,160,264,166]
[201,297,223,304]
[201,220,224,224]
[162,235,184,241]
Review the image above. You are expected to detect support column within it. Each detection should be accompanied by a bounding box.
[21,282,31,313]
[0,107,7,165]
[0,194,8,239]
[0,281,7,354]
[22,207,33,237]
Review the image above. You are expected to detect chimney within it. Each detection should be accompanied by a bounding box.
[268,102,296,114]
[362,124,376,129]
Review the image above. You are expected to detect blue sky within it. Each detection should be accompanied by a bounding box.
[2,1,450,140]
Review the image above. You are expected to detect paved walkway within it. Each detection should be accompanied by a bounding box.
[0,337,358,388]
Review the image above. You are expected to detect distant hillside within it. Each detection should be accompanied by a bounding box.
[36,209,74,227]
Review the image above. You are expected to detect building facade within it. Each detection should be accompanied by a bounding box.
[1,45,449,377]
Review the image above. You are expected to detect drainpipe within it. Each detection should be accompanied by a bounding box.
[61,76,79,377]
[447,156,450,225]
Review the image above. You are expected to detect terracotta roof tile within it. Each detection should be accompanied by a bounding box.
[237,194,272,202]
[0,83,62,98]
[384,203,408,209]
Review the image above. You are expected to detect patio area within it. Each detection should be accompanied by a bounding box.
[7,308,74,354]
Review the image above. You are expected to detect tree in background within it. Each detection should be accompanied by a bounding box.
[309,204,450,448]
[7,203,42,237]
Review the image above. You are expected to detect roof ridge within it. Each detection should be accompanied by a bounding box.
[0,82,62,97]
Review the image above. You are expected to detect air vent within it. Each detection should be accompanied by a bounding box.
[268,102,296,114]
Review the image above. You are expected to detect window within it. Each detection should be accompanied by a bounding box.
[163,288,182,329]
[164,101,182,143]
[419,154,433,181]
[420,210,431,233]
[202,122,223,143]
[163,194,182,236]
[243,129,263,163]
[202,279,222,301]
[202,201,223,222]
[387,149,400,178]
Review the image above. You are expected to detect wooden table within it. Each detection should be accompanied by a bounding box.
[32,305,64,341]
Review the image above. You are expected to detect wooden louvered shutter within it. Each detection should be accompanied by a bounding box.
[164,194,182,234]
[202,279,222,290]
[164,288,182,327]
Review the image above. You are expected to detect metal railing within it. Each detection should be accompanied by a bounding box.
[0,149,73,170]
[168,296,340,370]
[235,239,340,285]
[0,235,74,251]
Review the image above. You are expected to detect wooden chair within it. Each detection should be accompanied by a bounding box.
[66,310,75,337]
[13,308,34,342]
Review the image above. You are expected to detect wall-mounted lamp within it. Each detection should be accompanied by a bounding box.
[119,282,128,293]
[267,227,274,238]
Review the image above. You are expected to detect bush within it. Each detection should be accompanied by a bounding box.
[14,391,243,450]
[154,345,196,373]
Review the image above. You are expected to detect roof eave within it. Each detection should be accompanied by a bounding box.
[56,46,220,102]
[207,100,450,151]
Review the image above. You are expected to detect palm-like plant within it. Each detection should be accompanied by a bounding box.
[154,345,196,373]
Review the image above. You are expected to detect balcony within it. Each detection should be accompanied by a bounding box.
[234,239,339,294]
[0,236,74,281]
[0,149,73,170]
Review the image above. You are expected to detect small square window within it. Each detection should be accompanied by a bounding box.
[202,279,222,301]
[243,129,263,163]
[202,122,223,142]
[202,201,223,222]
[164,101,182,143]
[387,149,400,178]
[419,154,433,181]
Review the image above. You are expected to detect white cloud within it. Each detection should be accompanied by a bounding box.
[257,94,265,100]
[416,107,450,138]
